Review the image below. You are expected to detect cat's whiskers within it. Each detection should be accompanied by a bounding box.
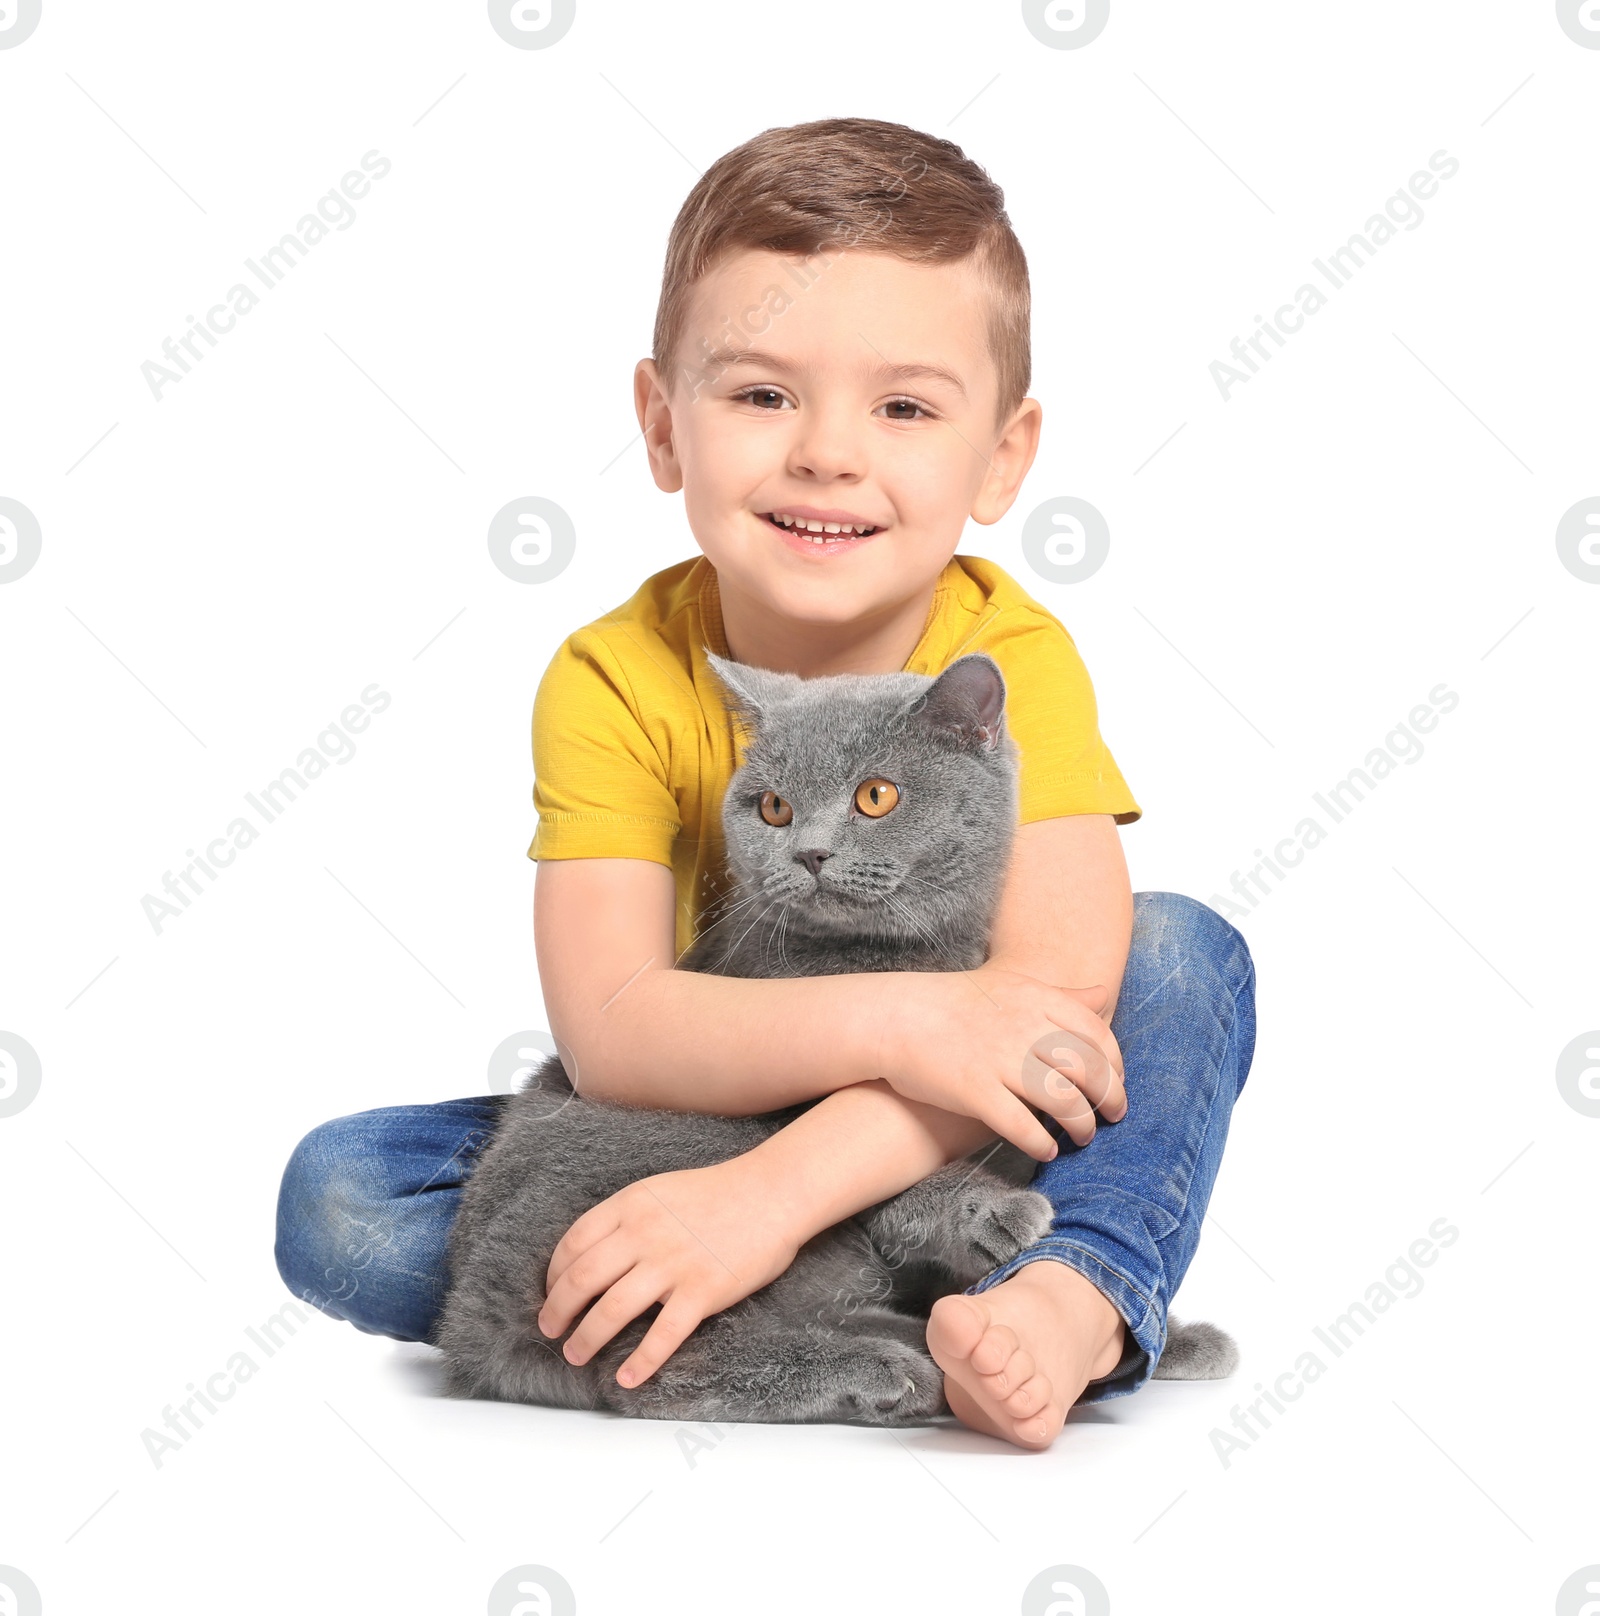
[898,868,963,901]
[757,904,781,974]
[682,889,766,959]
[768,902,794,976]
[721,890,787,963]
[882,890,947,958]
[896,870,967,928]
[694,886,764,930]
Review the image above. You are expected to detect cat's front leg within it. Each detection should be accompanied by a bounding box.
[592,1309,946,1426]
[862,1162,1053,1290]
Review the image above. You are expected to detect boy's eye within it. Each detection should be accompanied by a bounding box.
[730,387,935,421]
[733,387,792,411]
[854,778,900,817]
[759,790,793,826]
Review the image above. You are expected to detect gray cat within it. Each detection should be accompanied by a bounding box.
[437,651,1236,1424]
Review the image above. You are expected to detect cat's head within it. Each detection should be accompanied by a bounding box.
[705,650,1019,939]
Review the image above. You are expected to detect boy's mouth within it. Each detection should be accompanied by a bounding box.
[758,509,885,553]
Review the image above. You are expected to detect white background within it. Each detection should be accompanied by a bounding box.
[1,2,1595,1612]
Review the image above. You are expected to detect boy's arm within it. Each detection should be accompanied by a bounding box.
[734,811,1135,1222]
[537,814,1134,1385]
[535,854,898,1110]
[985,811,1134,1018]
[536,849,1119,1158]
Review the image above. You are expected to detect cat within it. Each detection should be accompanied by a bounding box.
[436,650,1237,1424]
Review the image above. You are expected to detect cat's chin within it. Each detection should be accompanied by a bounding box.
[771,887,861,928]
[779,891,849,921]
[780,889,918,938]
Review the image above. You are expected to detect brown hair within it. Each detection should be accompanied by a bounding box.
[652,117,1031,428]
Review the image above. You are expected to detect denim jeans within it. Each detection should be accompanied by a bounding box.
[274,889,1256,1406]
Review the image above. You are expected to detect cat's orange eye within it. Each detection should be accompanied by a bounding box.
[854,778,899,818]
[759,791,793,826]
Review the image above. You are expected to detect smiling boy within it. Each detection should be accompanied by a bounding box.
[276,118,1257,1450]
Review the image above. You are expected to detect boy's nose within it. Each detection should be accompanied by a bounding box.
[788,400,868,483]
[794,848,830,877]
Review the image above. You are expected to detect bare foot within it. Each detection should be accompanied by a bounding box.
[926,1261,1128,1449]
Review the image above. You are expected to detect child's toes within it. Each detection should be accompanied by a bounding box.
[982,1346,1035,1398]
[1011,1408,1062,1448]
[969,1322,1022,1378]
[1002,1374,1051,1419]
[927,1294,989,1365]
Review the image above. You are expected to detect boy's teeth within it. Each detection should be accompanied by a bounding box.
[769,513,876,542]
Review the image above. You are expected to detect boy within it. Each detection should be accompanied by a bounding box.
[276,117,1256,1451]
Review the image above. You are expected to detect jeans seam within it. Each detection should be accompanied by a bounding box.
[999,1243,1164,1398]
[1117,957,1185,1027]
[993,1239,1159,1328]
[1075,926,1249,1333]
[1227,945,1257,1085]
[1114,909,1252,1229]
[1155,962,1239,1262]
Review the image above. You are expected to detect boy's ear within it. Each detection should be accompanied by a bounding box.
[906,654,1006,751]
[704,651,804,724]
[970,397,1043,528]
[635,359,683,495]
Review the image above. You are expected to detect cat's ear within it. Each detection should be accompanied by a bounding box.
[906,654,1006,751]
[703,650,803,725]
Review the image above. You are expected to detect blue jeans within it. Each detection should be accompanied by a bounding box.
[275,890,1256,1405]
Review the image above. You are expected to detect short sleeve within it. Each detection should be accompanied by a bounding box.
[527,635,682,864]
[993,614,1142,826]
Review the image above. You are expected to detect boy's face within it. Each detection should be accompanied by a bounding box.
[635,248,1041,650]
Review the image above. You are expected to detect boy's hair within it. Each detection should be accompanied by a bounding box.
[653,117,1031,429]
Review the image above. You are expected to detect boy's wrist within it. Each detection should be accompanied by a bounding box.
[713,1143,822,1249]
[716,1076,990,1250]
[859,969,942,1089]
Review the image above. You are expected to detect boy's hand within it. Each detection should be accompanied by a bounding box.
[536,1156,800,1388]
[876,964,1127,1161]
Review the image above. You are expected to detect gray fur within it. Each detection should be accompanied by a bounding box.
[1150,1316,1239,1380]
[437,651,1234,1424]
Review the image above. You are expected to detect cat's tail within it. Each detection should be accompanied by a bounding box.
[1150,1315,1239,1380]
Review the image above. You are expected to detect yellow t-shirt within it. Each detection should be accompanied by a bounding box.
[528,553,1141,960]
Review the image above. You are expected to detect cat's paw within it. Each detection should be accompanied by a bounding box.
[946,1184,1054,1284]
[833,1337,947,1426]
[1151,1316,1239,1381]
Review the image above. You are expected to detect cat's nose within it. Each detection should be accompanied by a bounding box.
[794,848,830,877]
